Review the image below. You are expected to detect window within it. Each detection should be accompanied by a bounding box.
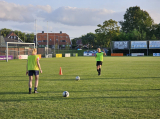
[56,39,58,41]
[38,41,41,42]
[14,36,16,39]
[43,40,47,42]
[61,36,62,38]
[50,39,51,41]
[44,36,46,38]
[66,36,68,38]
[61,40,66,42]
[39,36,41,38]
[11,36,13,39]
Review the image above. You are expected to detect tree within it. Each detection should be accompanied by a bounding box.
[112,31,127,41]
[81,33,96,48]
[0,28,12,37]
[25,33,34,43]
[95,19,120,48]
[151,34,157,40]
[156,23,160,39]
[71,38,77,48]
[119,6,154,36]
[150,23,160,39]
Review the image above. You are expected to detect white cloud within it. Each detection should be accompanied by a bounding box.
[0,1,51,22]
[0,1,124,26]
[40,6,124,26]
[37,5,52,13]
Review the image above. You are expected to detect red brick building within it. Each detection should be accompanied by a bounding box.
[37,31,71,49]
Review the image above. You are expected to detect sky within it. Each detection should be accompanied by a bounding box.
[0,0,160,39]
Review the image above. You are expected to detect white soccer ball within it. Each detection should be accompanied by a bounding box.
[75,76,80,81]
[63,91,69,97]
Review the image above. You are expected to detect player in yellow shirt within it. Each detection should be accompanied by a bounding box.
[26,48,42,94]
[95,48,106,76]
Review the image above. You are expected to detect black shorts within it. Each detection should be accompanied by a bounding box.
[96,61,102,66]
[28,70,39,76]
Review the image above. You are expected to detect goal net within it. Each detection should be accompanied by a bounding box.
[6,42,35,62]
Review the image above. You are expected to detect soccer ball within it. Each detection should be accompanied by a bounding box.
[75,76,80,81]
[63,91,69,97]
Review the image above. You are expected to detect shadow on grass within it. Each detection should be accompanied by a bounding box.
[0,88,159,98]
[40,76,160,82]
[0,75,27,78]
[80,77,160,80]
[0,76,159,82]
[0,94,159,102]
[44,79,75,81]
[0,92,28,95]
[56,88,160,92]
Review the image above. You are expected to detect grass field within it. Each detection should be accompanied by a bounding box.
[0,57,160,119]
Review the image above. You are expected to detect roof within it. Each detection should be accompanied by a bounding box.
[6,31,17,38]
[5,31,23,42]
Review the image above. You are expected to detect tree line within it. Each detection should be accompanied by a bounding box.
[0,28,34,43]
[72,6,160,48]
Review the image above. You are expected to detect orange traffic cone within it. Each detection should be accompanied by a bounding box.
[59,67,63,75]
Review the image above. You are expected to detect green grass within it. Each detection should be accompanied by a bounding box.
[0,57,160,119]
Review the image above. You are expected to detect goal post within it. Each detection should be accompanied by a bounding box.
[6,42,35,62]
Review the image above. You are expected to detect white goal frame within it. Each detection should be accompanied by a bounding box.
[6,42,35,62]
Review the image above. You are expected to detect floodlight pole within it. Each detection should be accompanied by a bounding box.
[35,19,37,49]
[47,21,48,56]
[54,32,55,56]
[59,31,62,52]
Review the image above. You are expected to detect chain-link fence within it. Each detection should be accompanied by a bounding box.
[0,35,6,56]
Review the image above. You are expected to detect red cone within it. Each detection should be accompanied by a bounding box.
[59,67,63,75]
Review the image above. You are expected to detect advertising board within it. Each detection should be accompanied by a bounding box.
[153,53,160,56]
[65,53,71,57]
[0,56,13,60]
[113,41,129,49]
[131,41,147,49]
[18,55,28,59]
[73,53,78,57]
[83,53,93,56]
[149,41,160,49]
[56,54,62,58]
[131,53,144,56]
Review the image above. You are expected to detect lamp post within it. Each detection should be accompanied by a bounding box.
[47,21,48,56]
[50,31,55,56]
[54,32,55,56]
[59,31,62,52]
[35,19,37,49]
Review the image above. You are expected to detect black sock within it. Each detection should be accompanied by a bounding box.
[97,69,99,72]
[29,88,31,94]
[34,87,37,91]
[99,68,101,74]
